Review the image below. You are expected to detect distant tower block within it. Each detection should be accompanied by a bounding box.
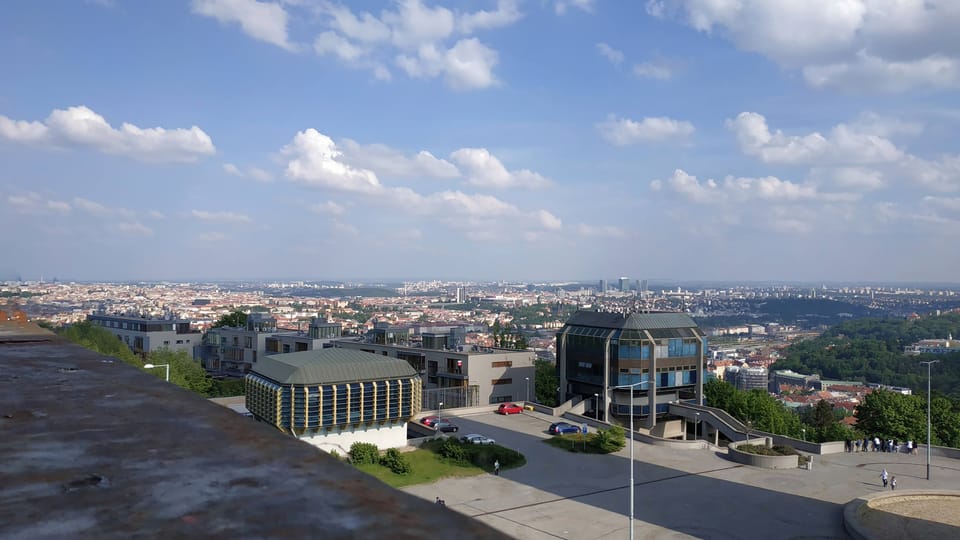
[619,277,629,292]
[599,279,607,294]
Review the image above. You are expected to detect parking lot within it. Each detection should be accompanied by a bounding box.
[403,410,960,539]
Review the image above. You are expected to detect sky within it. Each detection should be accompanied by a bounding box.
[1,1,959,283]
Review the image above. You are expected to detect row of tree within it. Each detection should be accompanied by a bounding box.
[56,321,243,398]
[855,389,960,448]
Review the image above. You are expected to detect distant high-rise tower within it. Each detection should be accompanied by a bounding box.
[599,279,608,294]
[619,277,629,292]
[455,287,466,303]
[640,279,648,299]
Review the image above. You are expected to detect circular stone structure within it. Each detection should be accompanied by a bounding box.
[843,490,960,540]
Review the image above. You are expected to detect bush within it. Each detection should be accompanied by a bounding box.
[380,448,411,475]
[349,442,380,465]
[736,443,799,457]
[438,437,467,463]
[466,444,526,471]
[591,426,626,453]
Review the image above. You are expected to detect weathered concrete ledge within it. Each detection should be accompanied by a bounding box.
[0,322,507,540]
[727,441,800,469]
[844,490,960,540]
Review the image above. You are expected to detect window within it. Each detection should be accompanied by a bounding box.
[244,336,253,349]
[491,378,512,386]
[492,361,512,368]
[163,340,170,346]
[176,340,184,344]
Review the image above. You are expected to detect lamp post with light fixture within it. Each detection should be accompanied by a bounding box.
[144,363,169,382]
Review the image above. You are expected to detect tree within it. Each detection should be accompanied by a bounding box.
[855,389,927,442]
[58,321,139,366]
[534,359,559,406]
[810,400,835,432]
[212,310,248,329]
[146,349,213,396]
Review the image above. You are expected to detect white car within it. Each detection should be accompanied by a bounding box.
[461,433,496,445]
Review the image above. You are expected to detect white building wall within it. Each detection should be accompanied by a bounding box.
[298,422,408,453]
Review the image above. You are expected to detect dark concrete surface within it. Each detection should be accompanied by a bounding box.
[0,322,507,540]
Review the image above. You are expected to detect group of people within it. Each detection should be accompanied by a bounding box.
[880,469,897,490]
[846,437,917,454]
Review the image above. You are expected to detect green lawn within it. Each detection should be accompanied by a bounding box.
[355,447,485,488]
[543,429,626,454]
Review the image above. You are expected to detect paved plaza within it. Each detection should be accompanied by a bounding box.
[403,411,960,539]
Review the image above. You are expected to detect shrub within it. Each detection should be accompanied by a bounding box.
[349,442,380,465]
[736,444,799,457]
[466,444,526,471]
[380,448,411,475]
[438,437,468,463]
[591,426,626,453]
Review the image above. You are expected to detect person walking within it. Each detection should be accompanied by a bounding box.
[891,476,897,490]
[494,459,500,476]
[881,468,888,488]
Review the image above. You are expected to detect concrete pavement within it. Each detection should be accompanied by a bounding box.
[403,410,960,539]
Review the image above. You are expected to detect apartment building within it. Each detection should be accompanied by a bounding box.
[87,311,198,356]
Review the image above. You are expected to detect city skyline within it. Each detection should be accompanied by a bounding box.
[2,1,959,282]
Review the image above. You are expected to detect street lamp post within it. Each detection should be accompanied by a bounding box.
[525,377,530,403]
[144,363,170,382]
[802,428,806,442]
[438,401,444,426]
[613,382,643,540]
[695,412,700,441]
[921,360,939,480]
[594,393,600,420]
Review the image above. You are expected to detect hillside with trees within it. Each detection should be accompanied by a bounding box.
[772,313,960,398]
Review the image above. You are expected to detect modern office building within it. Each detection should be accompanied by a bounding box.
[335,334,536,410]
[769,369,820,394]
[726,365,768,392]
[245,348,421,452]
[197,315,341,376]
[556,311,706,428]
[599,279,608,294]
[619,277,630,293]
[87,311,199,356]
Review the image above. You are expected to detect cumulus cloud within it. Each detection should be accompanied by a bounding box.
[223,162,274,181]
[0,105,215,162]
[191,210,252,223]
[535,209,563,230]
[652,169,836,204]
[310,200,347,216]
[282,129,383,193]
[576,223,625,238]
[191,0,294,51]
[647,0,960,92]
[310,0,515,89]
[450,148,550,189]
[596,43,624,66]
[116,221,155,237]
[597,115,695,145]
[633,58,675,80]
[339,138,459,179]
[727,112,902,165]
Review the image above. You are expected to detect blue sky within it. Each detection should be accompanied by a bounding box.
[2,0,959,283]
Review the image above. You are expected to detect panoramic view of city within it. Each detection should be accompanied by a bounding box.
[3,1,960,539]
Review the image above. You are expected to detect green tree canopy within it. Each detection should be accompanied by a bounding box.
[212,310,248,329]
[145,349,213,396]
[534,359,558,406]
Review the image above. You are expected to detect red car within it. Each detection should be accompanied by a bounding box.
[420,415,439,427]
[497,403,523,415]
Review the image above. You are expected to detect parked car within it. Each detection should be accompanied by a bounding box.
[496,403,523,415]
[434,420,459,433]
[461,433,496,445]
[420,415,439,427]
[549,422,580,435]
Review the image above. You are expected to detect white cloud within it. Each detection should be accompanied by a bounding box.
[7,192,71,215]
[72,197,112,216]
[576,223,625,238]
[339,138,459,179]
[196,231,227,242]
[0,105,215,162]
[597,115,695,145]
[810,167,886,191]
[312,1,513,89]
[633,58,674,80]
[596,43,624,66]
[397,38,499,90]
[458,0,523,34]
[653,169,834,205]
[191,0,294,51]
[282,129,383,193]
[450,148,550,189]
[535,209,563,230]
[727,111,902,165]
[191,210,252,223]
[647,0,960,92]
[223,162,274,181]
[555,0,595,15]
[223,163,243,176]
[116,221,154,237]
[310,200,346,216]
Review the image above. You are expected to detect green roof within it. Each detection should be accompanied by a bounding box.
[564,311,699,331]
[250,348,418,385]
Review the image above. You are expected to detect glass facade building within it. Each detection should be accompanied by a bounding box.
[557,311,706,427]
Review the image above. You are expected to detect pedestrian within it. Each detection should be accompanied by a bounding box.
[875,436,881,452]
[907,440,913,454]
[494,459,500,476]
[881,468,888,488]
[891,476,897,490]
[436,497,442,505]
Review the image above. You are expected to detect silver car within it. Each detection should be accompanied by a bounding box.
[461,433,496,445]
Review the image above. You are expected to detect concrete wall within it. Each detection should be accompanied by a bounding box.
[299,422,408,453]
[921,444,960,460]
[728,441,801,469]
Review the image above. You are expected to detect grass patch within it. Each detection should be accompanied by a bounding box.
[542,426,626,454]
[353,438,527,487]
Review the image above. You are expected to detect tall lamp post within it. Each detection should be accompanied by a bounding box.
[695,412,700,441]
[921,360,939,480]
[525,377,530,403]
[144,363,170,382]
[613,382,643,540]
[594,393,600,420]
[438,401,444,426]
